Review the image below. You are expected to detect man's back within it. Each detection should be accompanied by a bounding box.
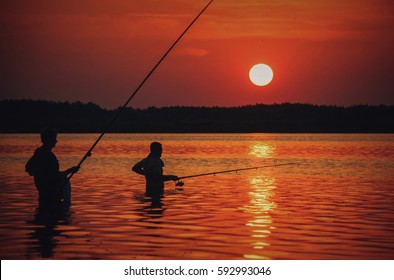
[32,146,62,208]
[33,147,60,187]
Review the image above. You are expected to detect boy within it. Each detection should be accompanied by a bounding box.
[132,142,178,203]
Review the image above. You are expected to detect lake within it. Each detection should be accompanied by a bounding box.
[0,133,393,259]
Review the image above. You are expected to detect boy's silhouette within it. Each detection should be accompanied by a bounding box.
[132,142,178,204]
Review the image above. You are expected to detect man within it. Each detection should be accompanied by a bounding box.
[132,142,178,203]
[25,127,79,209]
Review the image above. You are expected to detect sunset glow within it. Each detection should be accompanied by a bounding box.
[0,0,393,107]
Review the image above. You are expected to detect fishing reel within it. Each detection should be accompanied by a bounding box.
[175,180,184,187]
[175,180,184,189]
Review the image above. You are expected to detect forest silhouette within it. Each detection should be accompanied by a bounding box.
[1,99,393,133]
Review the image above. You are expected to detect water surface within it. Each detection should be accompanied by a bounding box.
[0,133,393,259]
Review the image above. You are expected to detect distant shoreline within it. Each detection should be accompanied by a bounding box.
[1,99,393,133]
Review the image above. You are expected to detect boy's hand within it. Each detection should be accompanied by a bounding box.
[169,175,179,181]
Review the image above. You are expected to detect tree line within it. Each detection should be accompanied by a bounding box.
[1,99,393,133]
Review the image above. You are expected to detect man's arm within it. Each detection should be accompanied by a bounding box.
[62,166,79,176]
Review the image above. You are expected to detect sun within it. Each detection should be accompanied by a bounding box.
[249,64,274,86]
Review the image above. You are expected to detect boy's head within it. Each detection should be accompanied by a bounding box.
[150,142,162,157]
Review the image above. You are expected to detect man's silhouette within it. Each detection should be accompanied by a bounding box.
[132,142,178,204]
[26,127,79,210]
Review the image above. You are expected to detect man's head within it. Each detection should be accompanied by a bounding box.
[40,127,57,148]
[150,141,162,157]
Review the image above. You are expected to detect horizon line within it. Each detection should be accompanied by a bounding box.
[2,98,393,110]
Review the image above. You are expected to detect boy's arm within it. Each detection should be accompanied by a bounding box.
[162,175,178,182]
[151,160,177,181]
[132,160,145,175]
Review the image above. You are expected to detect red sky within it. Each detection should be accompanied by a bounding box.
[1,0,393,108]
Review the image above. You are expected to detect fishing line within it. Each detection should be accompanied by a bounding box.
[67,0,214,181]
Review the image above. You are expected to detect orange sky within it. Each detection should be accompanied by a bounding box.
[1,0,393,108]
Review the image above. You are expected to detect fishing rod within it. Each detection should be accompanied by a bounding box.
[67,0,214,181]
[175,162,295,186]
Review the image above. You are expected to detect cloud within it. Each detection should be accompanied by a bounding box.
[175,47,208,57]
[195,0,394,41]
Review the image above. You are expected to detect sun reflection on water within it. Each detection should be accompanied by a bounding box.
[249,143,276,158]
[242,176,276,259]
